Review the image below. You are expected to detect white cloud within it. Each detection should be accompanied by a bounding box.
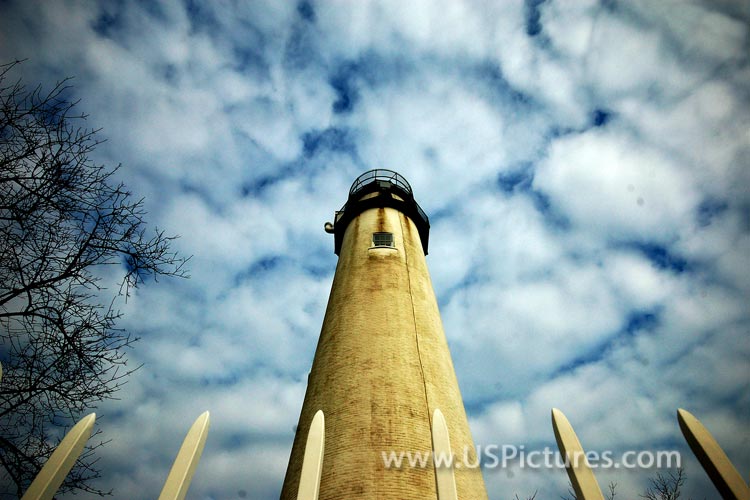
[632,0,749,63]
[541,0,600,60]
[534,129,700,241]
[619,79,750,189]
[315,0,491,60]
[491,24,590,125]
[354,77,509,205]
[471,400,527,445]
[603,251,676,308]
[0,1,747,499]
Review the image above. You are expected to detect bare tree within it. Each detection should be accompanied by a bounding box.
[514,492,538,500]
[640,468,687,500]
[0,61,188,497]
[562,481,616,500]
[607,482,616,500]
[561,468,700,500]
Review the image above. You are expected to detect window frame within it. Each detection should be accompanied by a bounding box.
[372,231,395,248]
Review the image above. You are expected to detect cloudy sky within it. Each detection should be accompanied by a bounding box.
[1,0,749,498]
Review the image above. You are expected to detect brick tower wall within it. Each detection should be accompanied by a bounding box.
[280,204,488,499]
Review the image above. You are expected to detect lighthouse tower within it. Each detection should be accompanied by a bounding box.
[280,170,488,499]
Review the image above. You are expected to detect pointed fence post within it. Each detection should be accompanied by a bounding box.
[431,408,458,500]
[21,413,96,500]
[297,410,325,500]
[551,408,604,500]
[677,408,749,500]
[158,411,211,500]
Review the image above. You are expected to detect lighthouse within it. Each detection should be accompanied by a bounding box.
[280,170,488,499]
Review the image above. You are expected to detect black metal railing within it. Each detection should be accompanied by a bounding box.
[333,169,430,254]
[349,169,412,197]
[343,169,428,225]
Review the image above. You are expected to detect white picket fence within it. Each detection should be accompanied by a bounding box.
[3,362,748,500]
[552,407,749,500]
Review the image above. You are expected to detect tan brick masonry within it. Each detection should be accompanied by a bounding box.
[280,206,488,499]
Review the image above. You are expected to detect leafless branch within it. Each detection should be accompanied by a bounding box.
[0,60,189,497]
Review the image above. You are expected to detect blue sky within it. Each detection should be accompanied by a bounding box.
[1,0,748,498]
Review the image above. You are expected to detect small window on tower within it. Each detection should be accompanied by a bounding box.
[372,232,394,248]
